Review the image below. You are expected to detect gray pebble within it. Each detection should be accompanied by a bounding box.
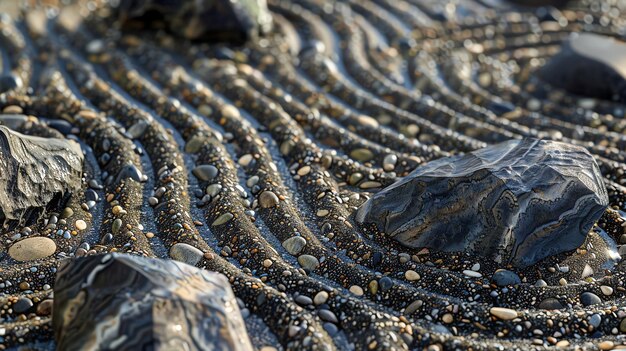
[282,236,307,255]
[295,295,313,306]
[206,184,222,197]
[259,190,280,208]
[193,165,219,182]
[538,297,564,310]
[170,243,204,266]
[589,314,602,328]
[318,309,338,323]
[127,120,149,138]
[323,322,338,336]
[148,197,159,206]
[117,164,144,183]
[298,254,319,271]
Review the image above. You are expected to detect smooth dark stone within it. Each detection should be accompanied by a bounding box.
[372,252,383,267]
[47,120,73,135]
[580,292,602,306]
[356,138,608,268]
[13,297,34,313]
[85,189,99,202]
[323,323,338,336]
[0,126,83,228]
[539,33,626,102]
[54,253,253,351]
[491,269,521,287]
[538,298,564,310]
[379,276,394,292]
[115,163,144,183]
[487,101,516,115]
[115,0,272,43]
[100,233,113,244]
[0,74,21,93]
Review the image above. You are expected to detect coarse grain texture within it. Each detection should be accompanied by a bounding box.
[2,0,626,350]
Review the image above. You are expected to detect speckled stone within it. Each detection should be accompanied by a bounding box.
[282,236,306,255]
[8,237,57,262]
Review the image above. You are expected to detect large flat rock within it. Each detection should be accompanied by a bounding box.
[53,253,253,351]
[0,126,83,227]
[356,138,608,267]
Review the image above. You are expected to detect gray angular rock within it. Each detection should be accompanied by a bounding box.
[53,253,253,351]
[0,126,83,227]
[356,138,608,268]
[539,33,626,102]
[116,0,272,43]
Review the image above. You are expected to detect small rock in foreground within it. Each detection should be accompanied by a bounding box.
[356,138,608,268]
[53,253,253,351]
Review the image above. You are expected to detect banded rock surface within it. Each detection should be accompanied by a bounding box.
[53,253,253,351]
[356,138,608,267]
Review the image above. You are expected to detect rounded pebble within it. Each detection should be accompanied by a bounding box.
[539,298,564,310]
[259,191,280,208]
[489,307,518,320]
[193,165,219,181]
[9,237,57,262]
[170,243,204,266]
[405,270,421,281]
[298,254,320,271]
[13,297,34,313]
[349,285,364,296]
[318,309,338,323]
[212,212,234,226]
[314,291,329,305]
[580,292,602,306]
[282,236,306,255]
[75,220,87,230]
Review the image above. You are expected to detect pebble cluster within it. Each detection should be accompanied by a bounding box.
[1,0,626,350]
